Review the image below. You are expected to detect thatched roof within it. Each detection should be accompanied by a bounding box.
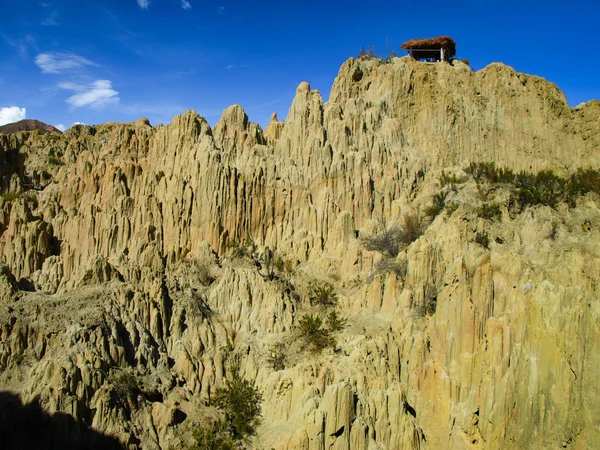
[401,36,456,59]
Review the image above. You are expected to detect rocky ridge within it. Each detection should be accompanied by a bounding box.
[0,56,599,449]
[0,119,63,135]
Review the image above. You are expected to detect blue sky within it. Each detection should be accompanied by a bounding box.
[1,0,599,130]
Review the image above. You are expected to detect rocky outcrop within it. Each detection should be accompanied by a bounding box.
[0,56,598,449]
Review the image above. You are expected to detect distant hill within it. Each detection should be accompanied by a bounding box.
[0,119,62,135]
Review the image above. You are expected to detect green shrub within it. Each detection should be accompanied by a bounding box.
[212,367,262,441]
[566,168,600,206]
[439,171,466,188]
[326,310,347,333]
[515,170,564,208]
[465,162,515,184]
[477,202,502,221]
[425,192,448,220]
[191,421,235,450]
[446,201,460,215]
[298,314,334,351]
[308,281,337,307]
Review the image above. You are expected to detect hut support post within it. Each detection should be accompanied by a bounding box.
[441,48,444,61]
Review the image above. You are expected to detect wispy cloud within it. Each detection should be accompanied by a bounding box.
[41,10,59,26]
[3,34,37,58]
[59,80,119,108]
[137,0,149,9]
[54,123,66,132]
[0,106,26,125]
[180,0,192,10]
[35,52,98,74]
[217,6,225,14]
[226,64,235,70]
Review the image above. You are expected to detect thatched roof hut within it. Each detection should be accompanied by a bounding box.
[401,36,456,61]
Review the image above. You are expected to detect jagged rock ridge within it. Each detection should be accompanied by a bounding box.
[0,56,598,449]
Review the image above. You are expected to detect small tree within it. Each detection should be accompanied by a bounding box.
[212,367,262,441]
[298,314,334,351]
[191,421,235,450]
[308,281,338,307]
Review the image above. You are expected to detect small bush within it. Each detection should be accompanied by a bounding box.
[195,261,215,286]
[189,290,213,319]
[425,192,448,220]
[326,310,347,332]
[109,369,140,401]
[361,215,424,257]
[414,283,437,317]
[228,238,254,259]
[515,170,564,209]
[372,257,407,279]
[0,191,22,203]
[445,201,460,215]
[212,367,262,441]
[477,202,502,221]
[475,231,490,249]
[268,343,287,371]
[308,281,337,307]
[358,44,379,60]
[465,162,515,184]
[298,314,334,351]
[439,171,466,188]
[48,156,61,166]
[191,421,235,450]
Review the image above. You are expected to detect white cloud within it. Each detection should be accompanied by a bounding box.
[180,0,192,9]
[59,80,119,108]
[41,11,59,26]
[35,52,98,74]
[54,124,66,132]
[137,0,149,9]
[226,64,235,70]
[0,106,26,125]
[217,6,224,14]
[72,122,85,126]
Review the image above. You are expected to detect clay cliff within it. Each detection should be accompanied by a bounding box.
[0,56,599,449]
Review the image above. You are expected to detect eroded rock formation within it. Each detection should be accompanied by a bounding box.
[0,56,599,449]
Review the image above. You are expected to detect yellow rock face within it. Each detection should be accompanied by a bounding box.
[0,57,599,449]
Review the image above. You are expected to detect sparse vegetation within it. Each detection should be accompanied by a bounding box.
[465,162,515,184]
[414,283,438,317]
[211,367,262,442]
[191,421,235,450]
[298,314,334,352]
[439,171,466,188]
[48,156,61,166]
[361,214,424,257]
[475,231,490,249]
[267,342,287,371]
[109,369,141,400]
[0,191,21,203]
[228,238,254,259]
[463,162,600,211]
[425,191,448,220]
[188,290,213,319]
[477,202,502,221]
[307,281,338,307]
[372,257,408,280]
[326,310,347,333]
